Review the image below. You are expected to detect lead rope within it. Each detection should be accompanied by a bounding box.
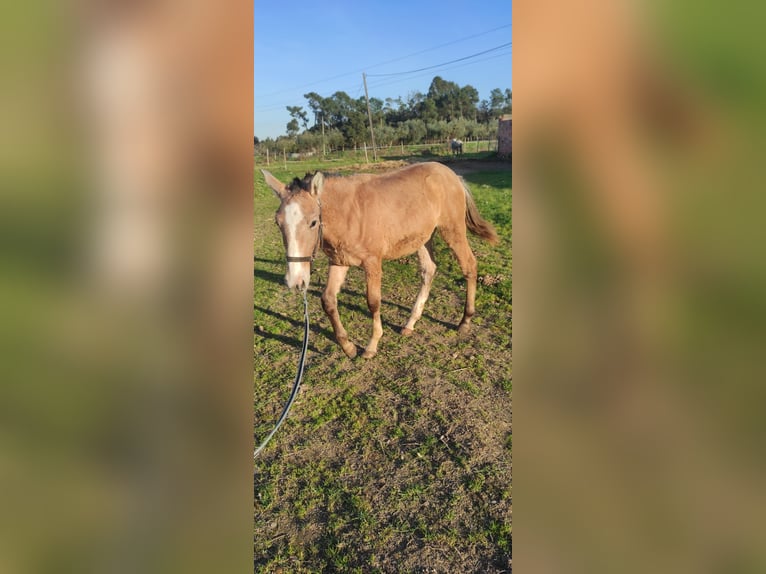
[254,288,310,459]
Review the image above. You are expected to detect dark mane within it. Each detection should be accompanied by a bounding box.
[286,171,348,193]
[288,172,318,193]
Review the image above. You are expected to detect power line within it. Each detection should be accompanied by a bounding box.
[255,44,511,112]
[363,23,511,72]
[253,23,511,100]
[254,80,362,112]
[366,49,512,92]
[254,49,511,119]
[254,38,512,135]
[366,42,512,78]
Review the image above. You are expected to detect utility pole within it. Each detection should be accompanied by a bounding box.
[362,73,378,161]
[320,112,326,156]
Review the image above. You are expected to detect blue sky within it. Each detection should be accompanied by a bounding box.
[254,0,512,139]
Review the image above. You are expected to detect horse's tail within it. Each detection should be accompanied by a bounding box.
[462,180,499,245]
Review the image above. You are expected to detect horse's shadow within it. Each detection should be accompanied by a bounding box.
[254,257,284,285]
[255,256,460,352]
[337,286,457,332]
[254,300,333,354]
[255,288,458,353]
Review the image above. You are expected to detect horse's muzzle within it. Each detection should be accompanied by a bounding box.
[285,262,310,291]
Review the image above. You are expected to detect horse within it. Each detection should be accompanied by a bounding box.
[262,161,498,359]
[451,139,463,156]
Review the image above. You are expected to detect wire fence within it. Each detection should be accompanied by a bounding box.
[254,138,499,166]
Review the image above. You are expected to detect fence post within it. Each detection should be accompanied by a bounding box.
[363,142,369,164]
[266,148,269,165]
[283,149,286,169]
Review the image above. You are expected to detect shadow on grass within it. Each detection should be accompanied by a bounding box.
[256,255,463,351]
[254,267,284,285]
[254,256,285,286]
[461,171,513,186]
[332,285,459,333]
[255,294,458,356]
[254,256,282,265]
[254,303,333,355]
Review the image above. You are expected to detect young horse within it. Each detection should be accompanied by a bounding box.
[262,162,498,359]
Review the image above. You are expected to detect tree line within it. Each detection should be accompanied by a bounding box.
[254,76,511,154]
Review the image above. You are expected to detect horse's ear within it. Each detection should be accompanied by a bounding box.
[310,172,324,197]
[261,169,288,199]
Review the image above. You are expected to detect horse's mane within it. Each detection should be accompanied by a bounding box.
[287,172,314,193]
[288,171,343,193]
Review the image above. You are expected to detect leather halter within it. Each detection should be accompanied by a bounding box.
[284,197,323,265]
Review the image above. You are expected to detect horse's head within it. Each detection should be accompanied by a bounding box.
[262,169,324,291]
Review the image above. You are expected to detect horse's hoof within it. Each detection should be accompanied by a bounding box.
[342,343,357,359]
[458,323,471,336]
[362,349,377,359]
[401,327,414,337]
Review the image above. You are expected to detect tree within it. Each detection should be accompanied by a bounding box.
[478,99,491,124]
[402,119,426,144]
[427,119,448,141]
[488,87,510,119]
[325,128,344,151]
[369,97,385,126]
[458,85,479,120]
[286,118,299,138]
[303,92,326,126]
[296,131,321,153]
[375,124,398,148]
[426,76,462,120]
[406,91,425,113]
[421,98,438,124]
[288,78,510,145]
[286,105,309,130]
[450,117,469,140]
[343,110,368,147]
[464,119,485,139]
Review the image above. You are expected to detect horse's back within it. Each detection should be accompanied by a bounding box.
[354,162,462,213]
[349,163,466,259]
[372,161,460,195]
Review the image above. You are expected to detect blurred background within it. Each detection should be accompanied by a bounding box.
[515,0,766,572]
[0,0,253,572]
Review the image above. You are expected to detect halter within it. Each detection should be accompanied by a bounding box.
[284,196,323,265]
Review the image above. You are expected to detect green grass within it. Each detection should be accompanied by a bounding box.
[255,139,501,166]
[254,156,511,572]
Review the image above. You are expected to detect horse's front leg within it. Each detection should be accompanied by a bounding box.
[321,265,357,359]
[362,259,383,359]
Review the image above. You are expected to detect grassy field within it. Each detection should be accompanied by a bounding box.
[254,155,512,573]
[255,140,501,168]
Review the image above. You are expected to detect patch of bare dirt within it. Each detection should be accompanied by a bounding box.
[439,159,513,176]
[341,160,409,172]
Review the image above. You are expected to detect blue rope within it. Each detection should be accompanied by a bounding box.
[254,289,310,459]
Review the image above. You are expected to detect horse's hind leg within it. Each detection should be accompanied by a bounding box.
[321,265,357,358]
[439,227,478,335]
[402,241,436,336]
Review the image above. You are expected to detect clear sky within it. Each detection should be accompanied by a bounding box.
[254,0,512,140]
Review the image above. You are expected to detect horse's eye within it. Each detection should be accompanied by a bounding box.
[310,220,317,228]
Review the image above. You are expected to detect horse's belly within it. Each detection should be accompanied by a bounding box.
[385,231,433,259]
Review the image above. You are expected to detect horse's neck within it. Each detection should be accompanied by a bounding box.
[319,185,351,241]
